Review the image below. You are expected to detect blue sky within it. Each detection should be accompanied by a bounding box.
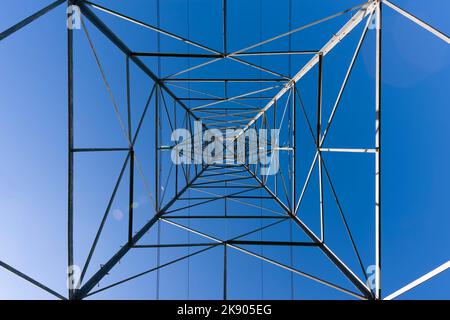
[0,0,449,300]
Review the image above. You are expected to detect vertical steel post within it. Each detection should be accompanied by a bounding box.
[155,84,160,212]
[223,0,227,54]
[155,83,161,298]
[273,99,277,195]
[291,87,296,299]
[174,99,178,193]
[128,151,135,244]
[317,53,325,242]
[375,0,382,300]
[223,244,228,300]
[316,53,323,147]
[292,86,296,213]
[67,0,74,300]
[126,55,132,140]
[156,0,162,299]
[127,55,134,245]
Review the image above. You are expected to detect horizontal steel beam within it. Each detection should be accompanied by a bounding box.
[131,51,318,58]
[164,215,285,219]
[227,240,318,246]
[319,148,377,153]
[72,147,130,152]
[163,78,288,83]
[131,52,222,58]
[133,243,216,248]
[234,50,318,56]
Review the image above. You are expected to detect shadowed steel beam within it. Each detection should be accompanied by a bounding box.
[163,78,287,83]
[74,218,153,297]
[67,0,74,300]
[72,147,130,152]
[227,240,318,247]
[227,244,366,300]
[321,158,369,282]
[161,217,292,246]
[164,215,285,219]
[78,153,131,287]
[162,214,367,299]
[133,243,218,248]
[0,260,66,300]
[131,51,318,57]
[131,52,222,58]
[76,83,157,287]
[244,165,374,299]
[84,244,221,297]
[161,218,365,300]
[223,0,227,54]
[75,166,208,299]
[0,0,65,41]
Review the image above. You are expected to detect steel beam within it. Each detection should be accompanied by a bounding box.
[77,1,201,122]
[0,260,66,300]
[375,0,382,300]
[75,166,208,299]
[236,1,377,139]
[383,0,450,44]
[67,0,74,299]
[0,0,65,41]
[244,165,374,299]
[81,0,289,79]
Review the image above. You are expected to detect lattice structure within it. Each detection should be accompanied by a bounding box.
[0,0,448,300]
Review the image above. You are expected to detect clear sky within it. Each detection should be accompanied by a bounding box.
[0,0,449,300]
